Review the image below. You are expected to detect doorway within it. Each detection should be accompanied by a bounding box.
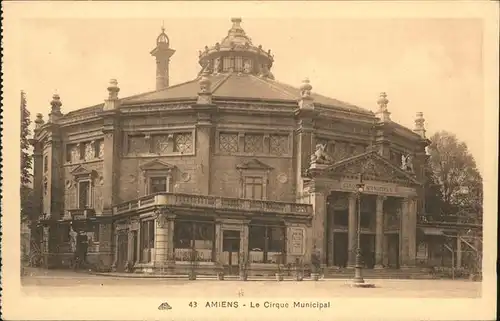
[386,234,400,268]
[132,231,138,263]
[116,231,129,272]
[333,233,348,267]
[361,234,375,268]
[222,230,240,275]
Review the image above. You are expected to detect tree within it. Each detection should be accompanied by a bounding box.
[20,91,34,222]
[422,155,443,218]
[427,131,483,219]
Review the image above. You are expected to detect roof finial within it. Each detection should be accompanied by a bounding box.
[413,112,426,138]
[231,17,242,28]
[161,20,165,33]
[376,92,391,123]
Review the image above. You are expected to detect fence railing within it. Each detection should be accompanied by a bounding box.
[113,193,313,216]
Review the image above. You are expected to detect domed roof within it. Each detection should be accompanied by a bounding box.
[63,17,375,119]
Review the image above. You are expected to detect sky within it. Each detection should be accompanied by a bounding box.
[3,9,487,175]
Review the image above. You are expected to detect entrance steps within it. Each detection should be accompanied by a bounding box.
[324,267,434,279]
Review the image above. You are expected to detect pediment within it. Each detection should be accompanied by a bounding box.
[325,151,421,186]
[140,159,176,171]
[70,165,96,178]
[236,159,274,170]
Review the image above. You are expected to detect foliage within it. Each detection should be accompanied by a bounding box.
[427,131,483,218]
[20,91,35,222]
[422,155,444,219]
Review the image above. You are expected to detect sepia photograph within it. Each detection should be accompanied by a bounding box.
[2,2,498,320]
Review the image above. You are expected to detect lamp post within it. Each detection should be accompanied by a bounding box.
[353,173,366,284]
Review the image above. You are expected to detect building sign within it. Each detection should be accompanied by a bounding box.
[341,182,396,194]
[289,227,305,255]
[416,242,428,260]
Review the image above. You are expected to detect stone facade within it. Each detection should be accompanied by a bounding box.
[33,18,432,275]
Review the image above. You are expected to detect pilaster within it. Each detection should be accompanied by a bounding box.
[294,107,317,183]
[374,195,386,268]
[214,220,223,265]
[191,104,215,195]
[400,197,417,268]
[45,129,64,220]
[347,192,357,267]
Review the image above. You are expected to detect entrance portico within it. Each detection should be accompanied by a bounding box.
[306,151,422,270]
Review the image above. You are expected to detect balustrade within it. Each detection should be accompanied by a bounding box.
[113,192,313,216]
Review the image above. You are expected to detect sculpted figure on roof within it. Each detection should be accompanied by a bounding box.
[310,143,333,165]
[243,60,252,73]
[401,154,414,172]
[213,57,221,74]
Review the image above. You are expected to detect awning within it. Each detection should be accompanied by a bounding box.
[419,227,444,236]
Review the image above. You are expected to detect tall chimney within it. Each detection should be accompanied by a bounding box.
[150,24,176,90]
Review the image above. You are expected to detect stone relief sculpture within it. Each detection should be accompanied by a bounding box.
[243,60,252,73]
[401,154,414,172]
[310,143,333,165]
[213,58,221,74]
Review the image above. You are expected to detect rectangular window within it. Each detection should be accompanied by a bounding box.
[219,133,239,153]
[66,145,72,163]
[78,181,91,208]
[174,133,193,153]
[84,142,94,160]
[140,220,155,263]
[334,210,348,226]
[79,143,86,160]
[248,224,286,264]
[128,135,149,154]
[244,134,264,153]
[94,140,103,158]
[269,134,289,155]
[234,56,243,72]
[150,177,168,193]
[173,220,215,262]
[152,135,170,154]
[244,177,263,200]
[223,57,232,72]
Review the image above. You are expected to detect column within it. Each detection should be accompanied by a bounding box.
[347,193,357,268]
[456,236,462,269]
[112,229,119,270]
[407,198,417,267]
[400,197,417,268]
[214,220,222,265]
[166,215,176,262]
[374,195,386,269]
[311,190,327,264]
[154,212,168,266]
[240,222,250,258]
[127,230,134,263]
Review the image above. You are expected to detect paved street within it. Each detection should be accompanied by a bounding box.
[21,269,481,298]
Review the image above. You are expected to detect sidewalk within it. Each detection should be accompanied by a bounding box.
[90,271,330,281]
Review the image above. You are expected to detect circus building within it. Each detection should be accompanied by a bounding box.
[33,18,441,276]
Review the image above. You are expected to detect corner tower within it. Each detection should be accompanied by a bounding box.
[150,24,175,90]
